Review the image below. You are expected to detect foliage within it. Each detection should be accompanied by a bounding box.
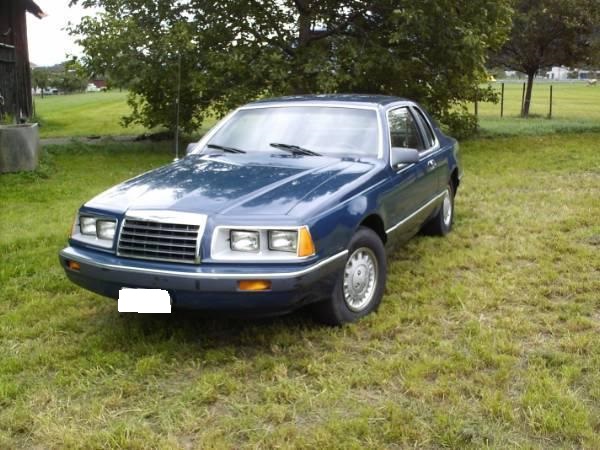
[69,0,513,136]
[440,106,479,139]
[55,60,89,94]
[491,0,600,116]
[31,68,52,97]
[31,60,89,95]
[2,133,600,447]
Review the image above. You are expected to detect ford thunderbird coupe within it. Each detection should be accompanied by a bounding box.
[59,95,462,325]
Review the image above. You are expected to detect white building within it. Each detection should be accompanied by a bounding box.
[546,66,570,80]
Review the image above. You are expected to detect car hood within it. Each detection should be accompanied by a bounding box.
[85,153,379,217]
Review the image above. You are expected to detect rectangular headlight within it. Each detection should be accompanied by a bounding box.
[268,230,297,253]
[230,230,259,252]
[96,219,117,240]
[80,216,97,235]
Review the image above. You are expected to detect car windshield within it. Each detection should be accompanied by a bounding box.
[205,106,379,157]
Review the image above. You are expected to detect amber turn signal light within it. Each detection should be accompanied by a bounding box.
[297,226,316,257]
[66,260,81,271]
[238,280,271,291]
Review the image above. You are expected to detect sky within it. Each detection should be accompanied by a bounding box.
[27,0,99,66]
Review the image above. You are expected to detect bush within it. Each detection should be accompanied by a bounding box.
[440,109,479,140]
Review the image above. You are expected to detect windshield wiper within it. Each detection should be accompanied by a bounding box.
[206,144,246,154]
[269,142,322,156]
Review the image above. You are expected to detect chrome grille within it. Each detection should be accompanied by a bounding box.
[117,218,201,264]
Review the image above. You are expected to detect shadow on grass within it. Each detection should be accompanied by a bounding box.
[84,301,324,359]
[81,241,427,357]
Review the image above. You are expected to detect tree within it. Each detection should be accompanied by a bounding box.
[69,0,513,136]
[492,0,599,117]
[32,67,51,98]
[55,59,88,94]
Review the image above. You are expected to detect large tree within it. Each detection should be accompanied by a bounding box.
[493,0,599,117]
[70,0,512,136]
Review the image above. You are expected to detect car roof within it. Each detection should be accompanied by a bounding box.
[247,94,411,108]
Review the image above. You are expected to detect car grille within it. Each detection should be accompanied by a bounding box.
[117,219,201,264]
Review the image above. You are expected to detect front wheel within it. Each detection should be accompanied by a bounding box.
[312,227,386,326]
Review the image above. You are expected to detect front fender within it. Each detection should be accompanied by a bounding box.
[308,184,388,258]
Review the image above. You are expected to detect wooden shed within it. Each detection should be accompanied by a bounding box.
[0,0,45,121]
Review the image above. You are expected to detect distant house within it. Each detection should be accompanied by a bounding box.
[546,66,570,80]
[0,0,45,120]
[90,79,108,90]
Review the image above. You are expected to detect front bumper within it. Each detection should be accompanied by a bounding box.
[59,246,346,313]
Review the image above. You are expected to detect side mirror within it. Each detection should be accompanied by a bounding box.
[390,147,420,167]
[186,143,198,155]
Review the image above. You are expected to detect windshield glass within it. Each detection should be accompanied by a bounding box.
[205,106,379,157]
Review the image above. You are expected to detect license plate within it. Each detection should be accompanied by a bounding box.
[118,288,171,313]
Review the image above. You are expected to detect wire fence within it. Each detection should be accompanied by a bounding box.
[472,80,599,119]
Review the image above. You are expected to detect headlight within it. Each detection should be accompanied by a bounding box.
[268,230,297,253]
[80,216,97,235]
[71,213,117,249]
[96,219,117,240]
[230,230,259,252]
[212,226,316,260]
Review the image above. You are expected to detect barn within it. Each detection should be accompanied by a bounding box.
[0,0,45,122]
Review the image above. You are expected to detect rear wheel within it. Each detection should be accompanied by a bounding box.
[422,183,454,236]
[312,227,386,325]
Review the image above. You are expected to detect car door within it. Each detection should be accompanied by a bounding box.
[411,105,446,193]
[383,106,442,238]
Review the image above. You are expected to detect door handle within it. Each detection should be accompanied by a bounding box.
[426,159,437,171]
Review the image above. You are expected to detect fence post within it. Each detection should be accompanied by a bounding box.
[520,82,526,116]
[548,85,553,119]
[500,82,504,118]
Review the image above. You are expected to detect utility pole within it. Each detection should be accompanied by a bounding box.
[174,51,182,161]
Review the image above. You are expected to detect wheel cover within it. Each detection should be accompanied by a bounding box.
[442,189,452,227]
[343,247,378,312]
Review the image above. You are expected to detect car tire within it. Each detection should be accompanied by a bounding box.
[422,183,454,236]
[312,227,387,326]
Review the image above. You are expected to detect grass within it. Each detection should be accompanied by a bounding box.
[32,82,599,140]
[33,91,149,138]
[476,81,600,136]
[33,91,217,140]
[1,134,599,448]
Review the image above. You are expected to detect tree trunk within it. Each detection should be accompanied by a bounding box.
[291,1,311,95]
[522,71,535,117]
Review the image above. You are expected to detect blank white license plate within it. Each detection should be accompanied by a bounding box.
[118,288,171,313]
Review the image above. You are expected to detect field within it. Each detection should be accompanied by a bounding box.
[1,132,599,447]
[32,82,600,139]
[475,81,600,136]
[33,91,149,138]
[33,91,216,139]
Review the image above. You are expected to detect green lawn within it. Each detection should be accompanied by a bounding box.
[1,134,599,448]
[476,81,600,136]
[34,91,150,138]
[33,83,600,140]
[33,91,217,140]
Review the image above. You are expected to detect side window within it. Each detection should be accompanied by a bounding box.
[388,107,424,151]
[412,107,436,149]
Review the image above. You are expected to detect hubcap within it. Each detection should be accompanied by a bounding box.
[343,247,378,312]
[442,189,452,226]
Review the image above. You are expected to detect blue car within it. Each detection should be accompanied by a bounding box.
[59,95,462,325]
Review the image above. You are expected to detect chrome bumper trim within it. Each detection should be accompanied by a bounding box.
[60,248,348,280]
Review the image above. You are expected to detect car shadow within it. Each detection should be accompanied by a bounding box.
[90,303,324,355]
